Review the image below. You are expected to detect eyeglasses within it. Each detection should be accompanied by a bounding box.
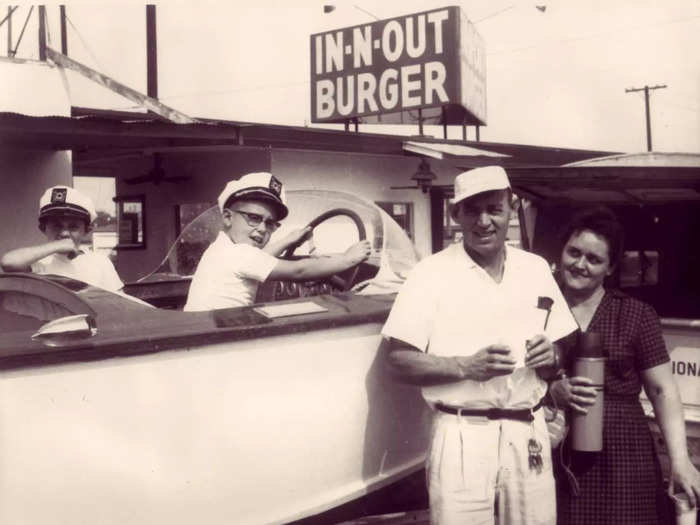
[231,210,280,232]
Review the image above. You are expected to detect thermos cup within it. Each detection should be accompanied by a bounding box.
[571,332,607,452]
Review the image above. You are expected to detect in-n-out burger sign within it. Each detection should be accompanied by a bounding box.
[310,6,486,125]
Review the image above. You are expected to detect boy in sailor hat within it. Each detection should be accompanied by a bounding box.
[184,172,371,311]
[1,185,123,292]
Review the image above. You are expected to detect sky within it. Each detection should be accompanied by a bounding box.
[6,0,700,157]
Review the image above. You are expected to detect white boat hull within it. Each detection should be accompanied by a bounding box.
[0,322,429,524]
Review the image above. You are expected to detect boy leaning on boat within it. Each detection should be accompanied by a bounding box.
[183,172,371,311]
[383,166,577,525]
[0,185,124,292]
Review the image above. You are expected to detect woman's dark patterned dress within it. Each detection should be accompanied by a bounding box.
[556,289,673,525]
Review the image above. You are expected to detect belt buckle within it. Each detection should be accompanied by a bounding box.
[456,407,490,424]
[485,408,500,420]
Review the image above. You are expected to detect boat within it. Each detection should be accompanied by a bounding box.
[0,191,430,525]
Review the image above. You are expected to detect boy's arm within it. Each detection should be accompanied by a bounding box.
[267,240,370,281]
[263,227,312,257]
[1,238,78,272]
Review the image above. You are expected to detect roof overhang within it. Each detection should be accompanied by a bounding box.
[508,159,700,204]
[0,108,617,170]
[0,112,240,152]
[403,140,510,160]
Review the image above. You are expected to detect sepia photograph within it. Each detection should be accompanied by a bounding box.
[0,1,698,523]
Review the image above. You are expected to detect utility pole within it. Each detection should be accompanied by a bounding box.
[60,5,67,55]
[146,5,158,99]
[625,84,667,151]
[6,6,12,57]
[38,5,46,60]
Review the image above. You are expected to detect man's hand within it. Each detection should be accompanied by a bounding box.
[525,334,555,369]
[454,344,516,381]
[549,376,597,414]
[344,240,372,265]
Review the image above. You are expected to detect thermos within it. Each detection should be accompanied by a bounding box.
[571,332,607,452]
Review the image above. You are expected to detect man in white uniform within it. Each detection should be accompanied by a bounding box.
[184,172,371,311]
[382,166,577,525]
[1,186,123,292]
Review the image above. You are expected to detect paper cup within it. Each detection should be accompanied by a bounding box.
[670,492,697,525]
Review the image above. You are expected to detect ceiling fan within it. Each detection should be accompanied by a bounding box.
[124,153,191,185]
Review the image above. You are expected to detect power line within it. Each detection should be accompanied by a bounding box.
[352,5,379,21]
[160,80,309,101]
[625,84,667,151]
[657,100,700,114]
[488,13,700,56]
[474,5,515,24]
[64,13,104,71]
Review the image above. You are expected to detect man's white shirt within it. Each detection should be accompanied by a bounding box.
[382,242,577,409]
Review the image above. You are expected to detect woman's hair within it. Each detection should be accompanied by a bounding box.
[559,206,625,268]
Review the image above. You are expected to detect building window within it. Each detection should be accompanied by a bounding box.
[73,176,117,255]
[620,250,659,287]
[376,201,414,240]
[114,195,146,249]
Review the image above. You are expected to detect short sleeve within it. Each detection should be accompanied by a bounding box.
[635,302,670,370]
[235,245,278,283]
[30,260,46,274]
[381,262,439,352]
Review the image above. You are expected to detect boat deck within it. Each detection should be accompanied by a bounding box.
[338,509,430,524]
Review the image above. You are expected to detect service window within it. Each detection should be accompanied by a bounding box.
[620,250,659,288]
[376,201,414,240]
[115,195,146,249]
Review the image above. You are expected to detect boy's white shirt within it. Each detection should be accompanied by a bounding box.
[184,232,278,311]
[32,249,123,292]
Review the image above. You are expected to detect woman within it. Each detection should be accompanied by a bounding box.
[549,206,699,524]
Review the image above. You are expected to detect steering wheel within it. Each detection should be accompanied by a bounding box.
[281,208,367,293]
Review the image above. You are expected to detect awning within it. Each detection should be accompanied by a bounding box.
[508,152,700,203]
[565,152,700,168]
[403,140,510,160]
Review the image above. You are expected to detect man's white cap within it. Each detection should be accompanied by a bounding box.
[39,186,97,224]
[451,166,511,205]
[217,172,288,220]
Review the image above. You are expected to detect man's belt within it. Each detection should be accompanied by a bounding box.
[434,399,544,422]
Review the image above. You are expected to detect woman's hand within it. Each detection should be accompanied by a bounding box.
[549,376,597,414]
[670,459,700,509]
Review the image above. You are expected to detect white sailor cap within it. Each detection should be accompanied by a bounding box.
[38,186,97,224]
[217,172,288,220]
[451,166,511,205]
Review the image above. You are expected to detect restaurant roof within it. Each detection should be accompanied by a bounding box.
[0,106,616,168]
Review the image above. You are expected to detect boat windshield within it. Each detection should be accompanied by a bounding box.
[138,190,419,295]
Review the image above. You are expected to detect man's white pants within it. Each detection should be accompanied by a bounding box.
[427,410,556,525]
